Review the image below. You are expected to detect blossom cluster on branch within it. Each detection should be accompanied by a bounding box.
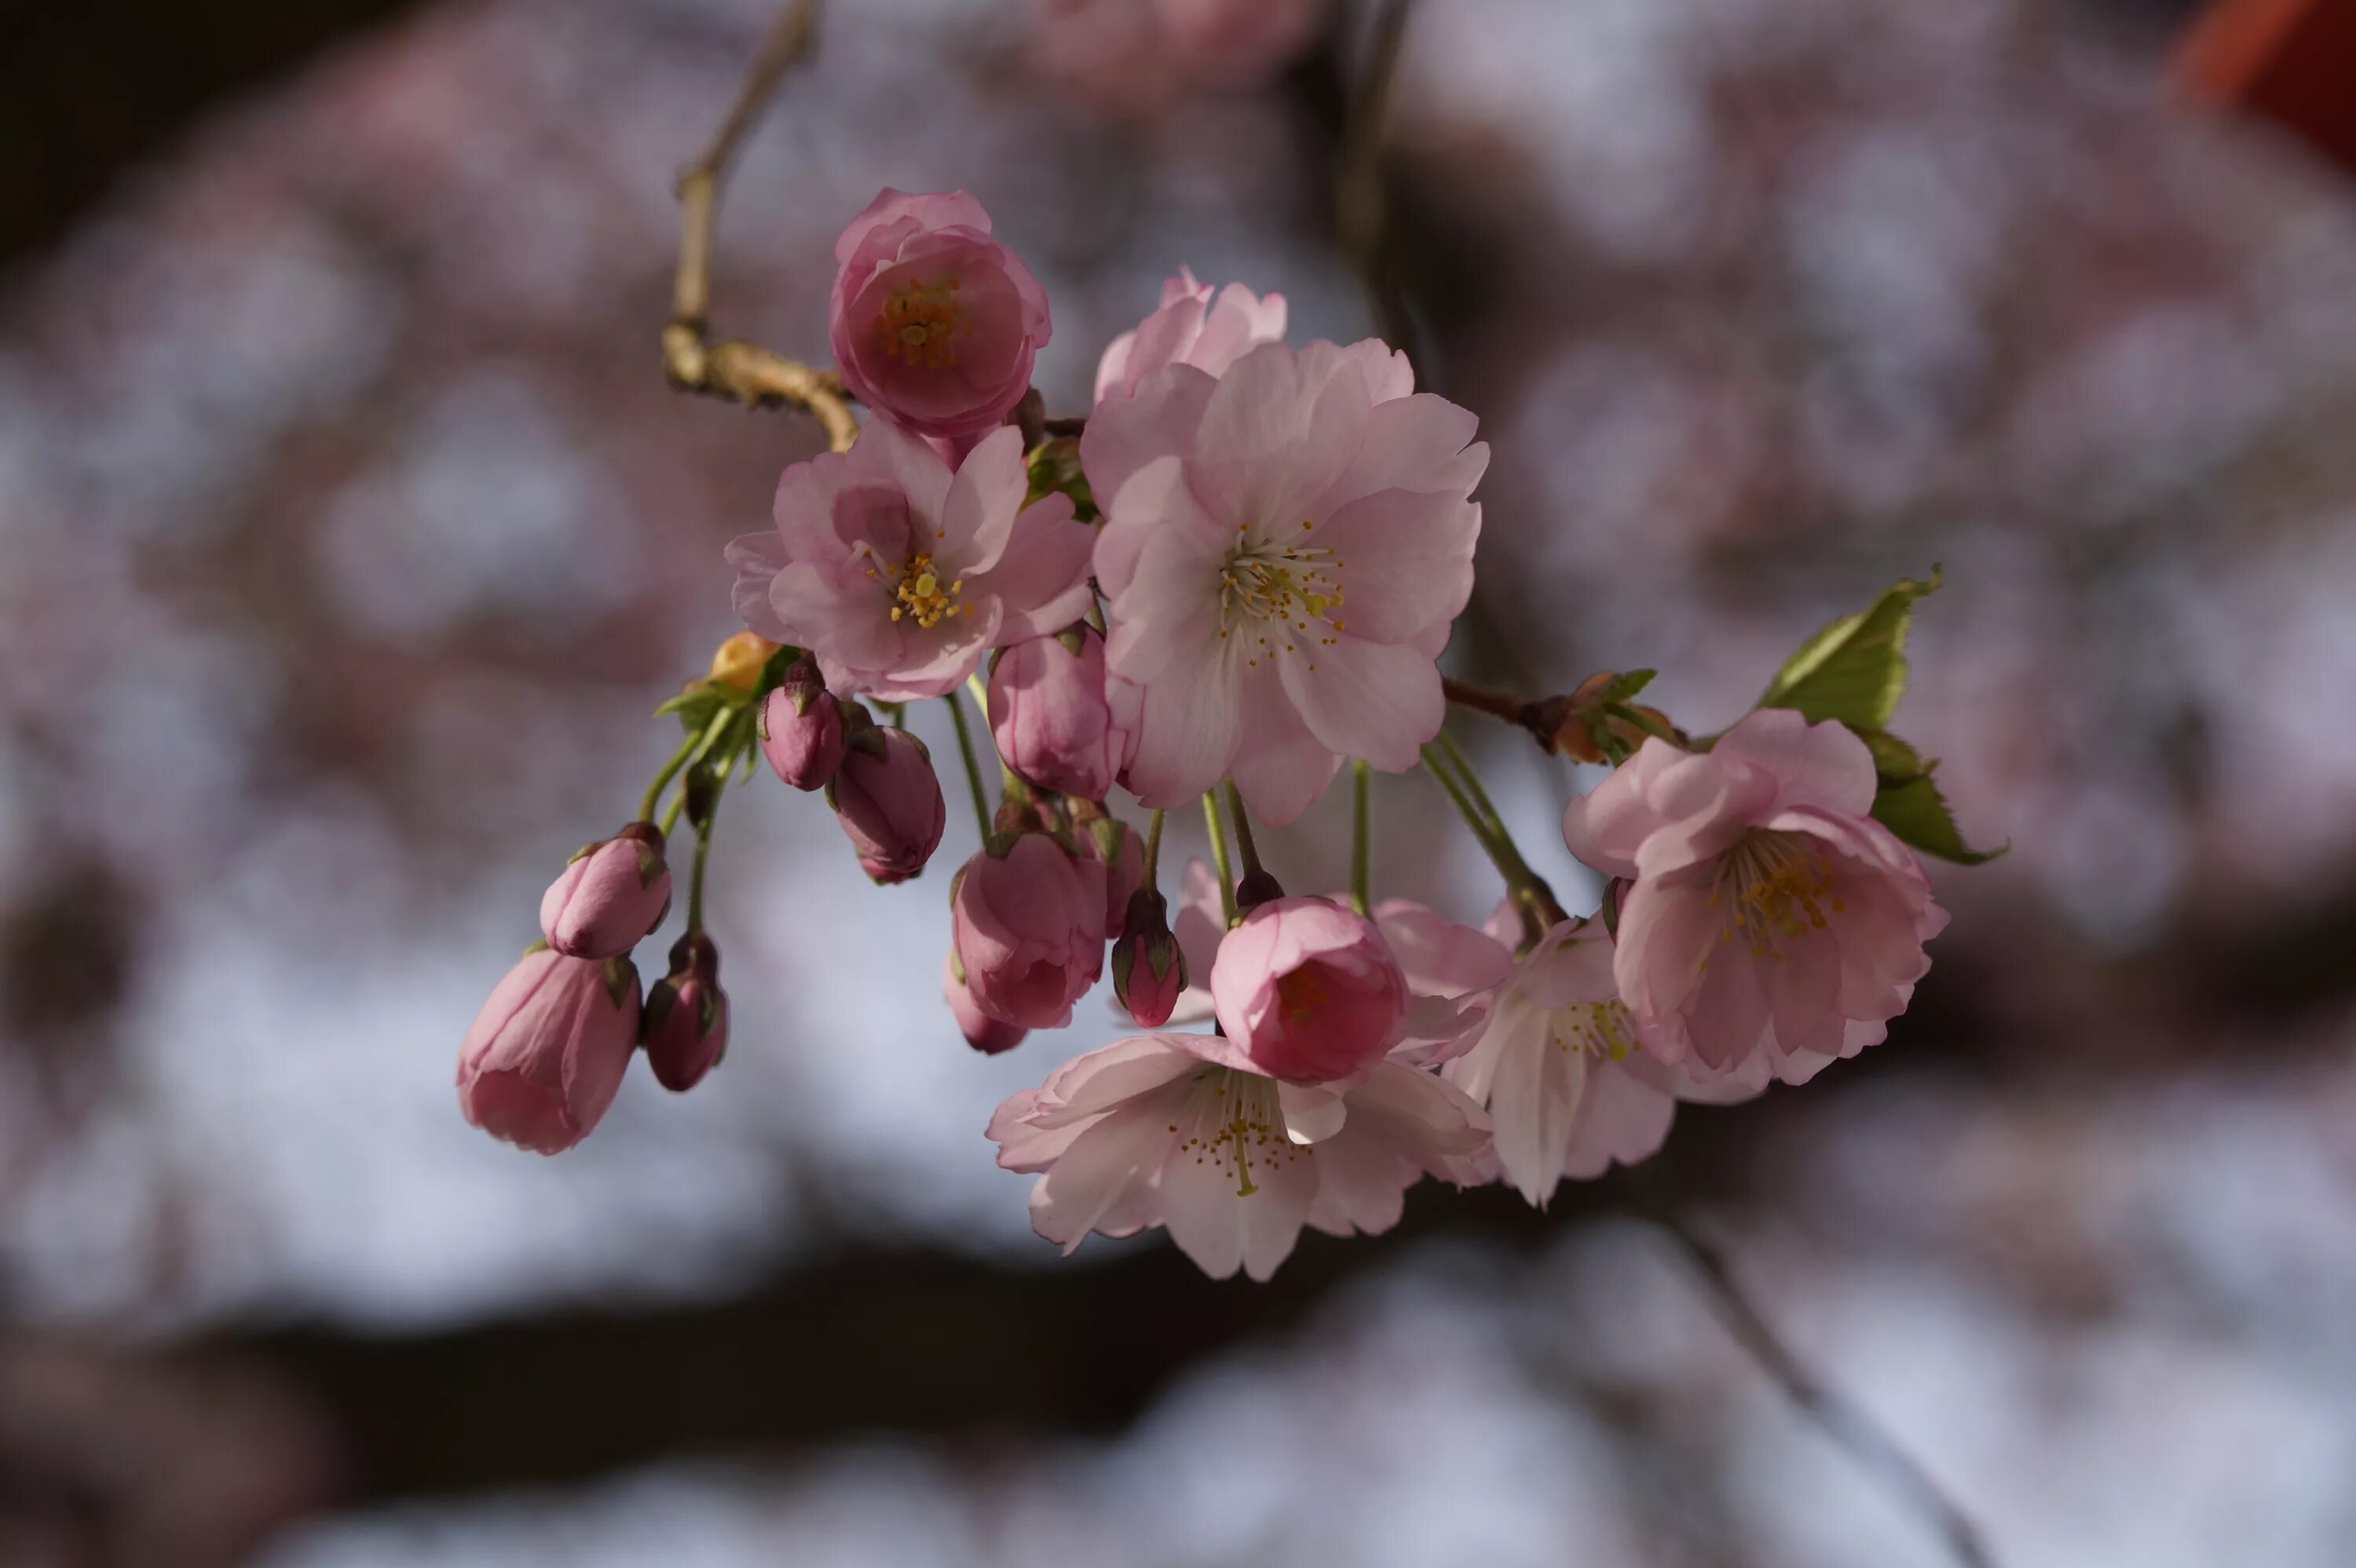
[456,185,1996,1281]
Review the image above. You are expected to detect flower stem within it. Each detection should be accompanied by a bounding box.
[1221,781,1263,879]
[1437,730,1509,842]
[1350,758,1371,916]
[965,671,1025,799]
[642,709,726,823]
[1143,807,1165,886]
[945,693,991,844]
[687,799,716,933]
[1421,741,1564,943]
[1202,791,1237,927]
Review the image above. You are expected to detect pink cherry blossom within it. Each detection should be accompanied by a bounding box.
[1094,269,1287,404]
[988,1029,1487,1281]
[1561,707,1950,1087]
[1209,895,1410,1083]
[987,626,1133,801]
[643,933,727,1093]
[457,948,640,1155]
[950,833,1110,1030]
[827,723,946,884]
[726,421,1092,702]
[1111,888,1186,1026]
[827,188,1050,440]
[538,823,668,959]
[1083,340,1487,823]
[1436,919,1743,1204]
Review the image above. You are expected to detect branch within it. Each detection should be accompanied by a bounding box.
[1657,1219,1999,1568]
[662,0,858,452]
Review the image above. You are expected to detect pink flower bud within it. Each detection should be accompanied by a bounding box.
[643,932,728,1093]
[1079,813,1144,938]
[758,657,846,791]
[945,950,1027,1054]
[986,627,1131,801]
[1111,888,1186,1027]
[828,189,1052,440]
[540,822,670,958]
[457,946,640,1154]
[827,724,946,884]
[1209,895,1409,1084]
[950,833,1109,1030]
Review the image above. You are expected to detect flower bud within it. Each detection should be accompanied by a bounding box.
[1209,896,1408,1083]
[1111,888,1186,1027]
[540,822,670,958]
[457,946,640,1153]
[828,724,946,884]
[708,630,780,694]
[950,833,1109,1030]
[758,656,846,791]
[945,950,1026,1054]
[643,931,729,1092]
[986,626,1129,801]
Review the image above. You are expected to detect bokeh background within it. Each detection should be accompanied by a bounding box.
[7,0,2356,1563]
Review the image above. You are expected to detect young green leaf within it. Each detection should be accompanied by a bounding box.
[1871,770,2005,865]
[1760,568,1942,730]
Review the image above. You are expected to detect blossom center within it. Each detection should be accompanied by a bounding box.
[875,279,969,369]
[1707,831,1846,963]
[1173,1069,1297,1197]
[1218,524,1348,669]
[1547,1000,1635,1059]
[886,550,963,627]
[1274,966,1329,1023]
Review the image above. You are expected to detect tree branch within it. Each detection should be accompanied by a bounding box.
[1657,1218,1999,1568]
[661,0,857,451]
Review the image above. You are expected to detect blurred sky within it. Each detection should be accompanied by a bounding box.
[6,0,2356,1564]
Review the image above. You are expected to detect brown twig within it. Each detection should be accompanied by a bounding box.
[1658,1219,1999,1568]
[662,0,858,452]
[1335,0,1421,368]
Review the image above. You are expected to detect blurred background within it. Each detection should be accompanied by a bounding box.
[6,0,2356,1563]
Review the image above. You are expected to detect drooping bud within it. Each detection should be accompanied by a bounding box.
[457,945,640,1154]
[1110,887,1185,1027]
[828,723,946,884]
[986,625,1130,801]
[758,655,846,791]
[539,822,670,958]
[945,950,1026,1055]
[950,833,1109,1030]
[1209,896,1408,1083]
[642,931,729,1092]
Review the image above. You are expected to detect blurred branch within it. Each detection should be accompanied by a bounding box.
[1334,0,1421,367]
[1657,1219,1999,1568]
[662,0,858,451]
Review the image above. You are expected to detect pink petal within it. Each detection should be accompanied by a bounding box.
[1713,707,1878,818]
[1276,635,1444,773]
[1311,485,1480,644]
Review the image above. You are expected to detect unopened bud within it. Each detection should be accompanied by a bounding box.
[643,931,729,1092]
[828,725,946,884]
[758,656,846,791]
[540,822,670,958]
[708,631,780,694]
[945,950,1026,1055]
[1110,888,1185,1027]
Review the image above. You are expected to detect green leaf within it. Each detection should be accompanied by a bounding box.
[1760,568,1942,729]
[1857,726,1926,785]
[656,684,730,736]
[1870,770,2005,865]
[1601,668,1656,704]
[751,642,803,702]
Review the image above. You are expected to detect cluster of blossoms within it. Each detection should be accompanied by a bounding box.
[459,186,1989,1280]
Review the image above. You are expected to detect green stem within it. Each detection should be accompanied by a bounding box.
[965,671,1025,798]
[1143,807,1166,886]
[657,706,738,836]
[1421,743,1563,944]
[1350,758,1371,916]
[945,693,992,843]
[1437,730,1510,844]
[641,710,724,822]
[687,804,716,933]
[1202,791,1237,927]
[1221,781,1263,879]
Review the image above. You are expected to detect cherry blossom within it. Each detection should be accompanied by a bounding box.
[1562,708,1950,1086]
[1083,340,1487,823]
[1094,269,1287,404]
[457,948,641,1155]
